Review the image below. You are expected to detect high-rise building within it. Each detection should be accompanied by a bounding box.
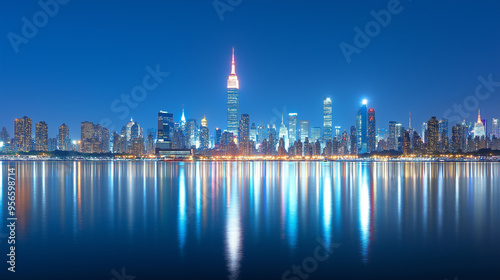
[300,120,309,142]
[367,108,376,153]
[0,127,10,151]
[58,123,70,151]
[388,121,397,150]
[227,47,239,136]
[426,116,439,153]
[323,97,333,140]
[395,123,404,152]
[311,127,321,142]
[288,113,298,146]
[35,121,48,152]
[215,128,222,147]
[81,121,102,153]
[356,100,368,154]
[14,116,32,152]
[451,124,463,152]
[474,109,486,138]
[186,119,198,148]
[439,118,449,140]
[421,122,428,144]
[239,114,250,143]
[131,138,144,156]
[493,118,499,138]
[200,116,209,149]
[249,123,257,143]
[157,111,174,143]
[350,126,357,155]
[278,115,289,149]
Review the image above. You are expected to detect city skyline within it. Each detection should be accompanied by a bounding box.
[2,1,500,141]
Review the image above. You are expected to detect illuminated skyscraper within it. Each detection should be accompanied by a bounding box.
[239,114,250,143]
[227,47,239,136]
[14,116,32,152]
[35,121,48,152]
[300,120,309,142]
[367,108,376,153]
[58,123,70,151]
[426,116,439,153]
[493,118,499,137]
[323,97,332,140]
[356,99,368,154]
[200,116,209,149]
[474,109,486,138]
[311,127,321,142]
[278,114,289,148]
[288,113,298,145]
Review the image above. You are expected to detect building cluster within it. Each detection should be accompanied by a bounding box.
[2,49,500,158]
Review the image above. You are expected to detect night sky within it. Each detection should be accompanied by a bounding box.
[1,0,499,140]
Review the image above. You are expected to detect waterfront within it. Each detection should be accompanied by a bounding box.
[1,161,499,279]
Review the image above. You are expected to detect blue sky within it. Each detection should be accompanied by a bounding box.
[1,0,499,140]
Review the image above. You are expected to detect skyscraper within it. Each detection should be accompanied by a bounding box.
[58,123,70,151]
[311,127,321,142]
[300,120,309,142]
[426,116,439,153]
[157,111,173,142]
[323,97,333,140]
[493,118,499,138]
[35,121,48,152]
[288,113,298,146]
[239,114,250,143]
[14,116,32,152]
[356,99,368,154]
[474,109,486,138]
[367,108,376,153]
[227,47,239,137]
[279,115,289,149]
[200,116,209,149]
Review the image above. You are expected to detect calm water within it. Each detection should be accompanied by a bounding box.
[1,161,499,280]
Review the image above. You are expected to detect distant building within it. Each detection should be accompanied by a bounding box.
[288,113,298,146]
[131,138,144,156]
[239,114,250,144]
[14,116,32,152]
[426,116,439,153]
[35,121,48,151]
[200,116,209,149]
[278,115,289,149]
[157,111,173,149]
[58,123,70,151]
[474,109,486,138]
[356,100,368,154]
[81,121,104,153]
[492,118,499,138]
[311,127,321,142]
[367,108,376,153]
[227,47,239,137]
[300,120,309,142]
[323,97,333,140]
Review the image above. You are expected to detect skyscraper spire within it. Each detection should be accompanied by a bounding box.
[181,105,186,123]
[281,113,284,125]
[477,108,482,123]
[231,47,236,75]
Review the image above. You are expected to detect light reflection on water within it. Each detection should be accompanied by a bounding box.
[1,161,500,279]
